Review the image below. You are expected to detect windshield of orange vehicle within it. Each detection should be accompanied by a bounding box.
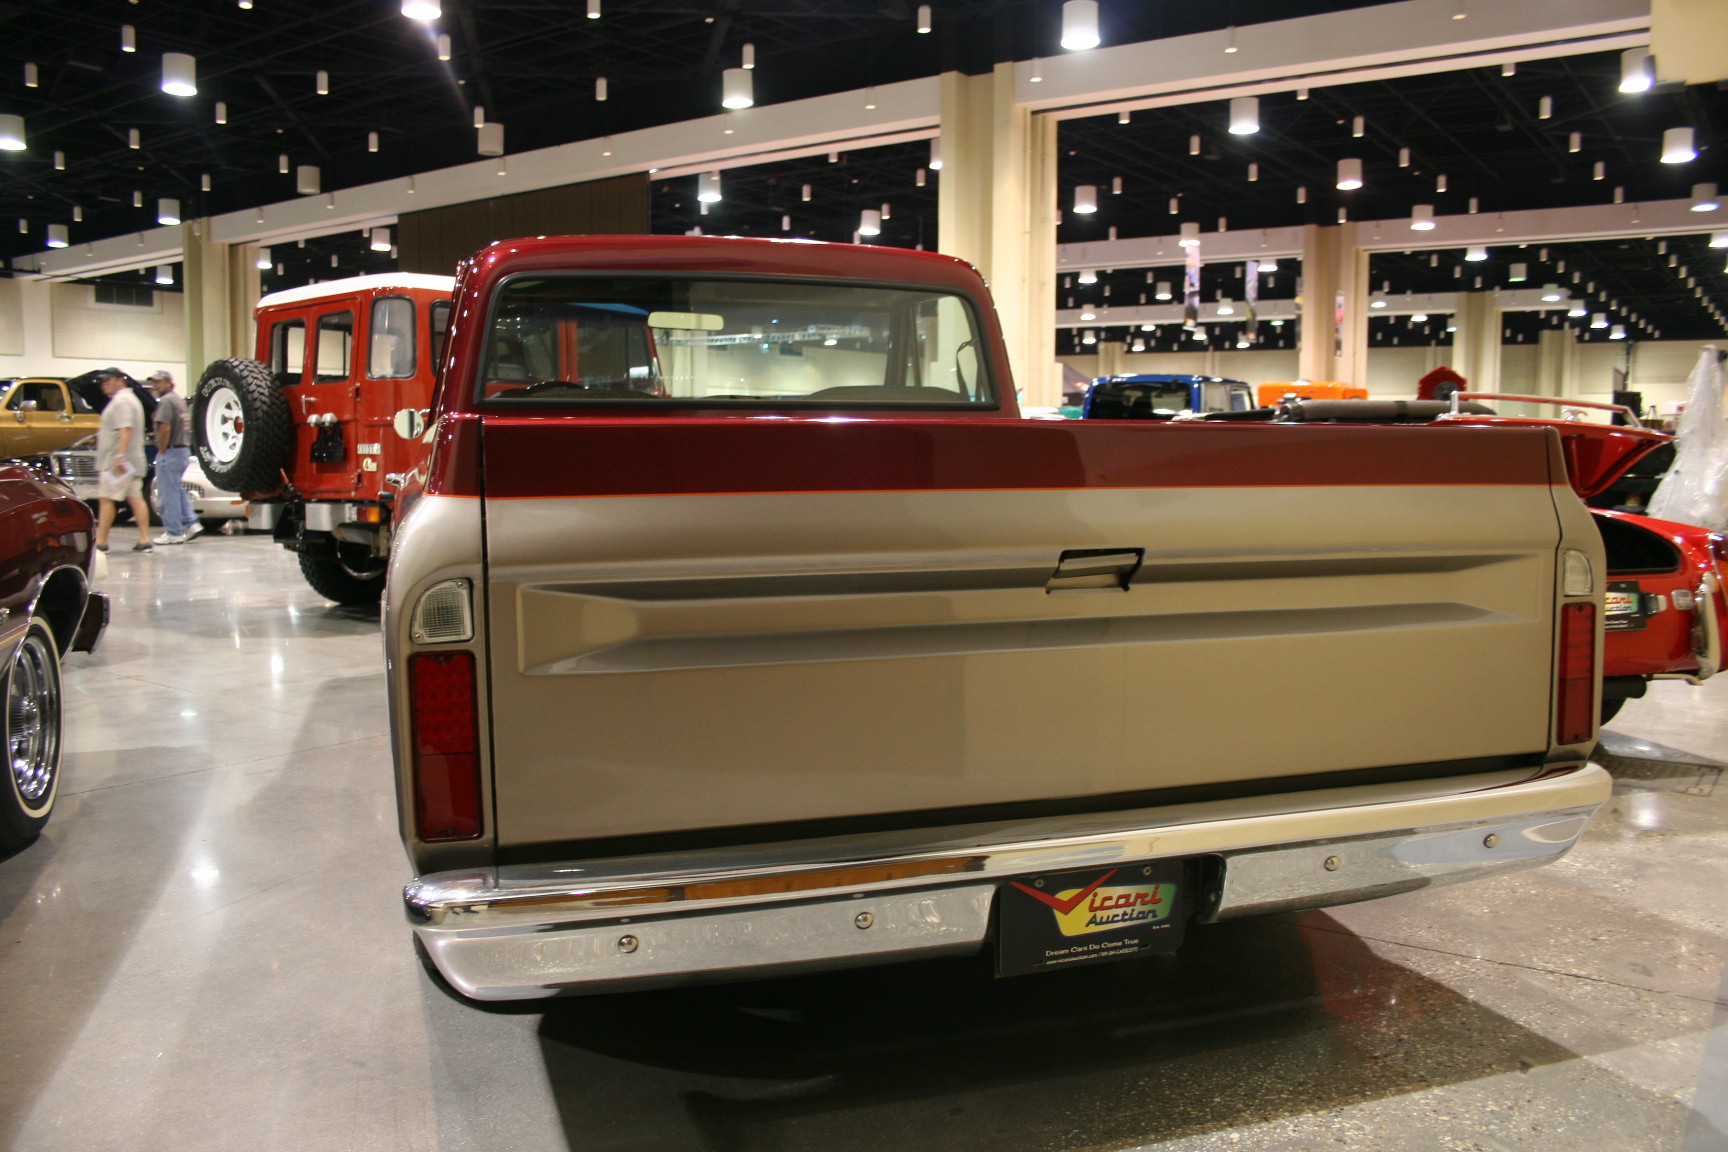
[478,276,994,407]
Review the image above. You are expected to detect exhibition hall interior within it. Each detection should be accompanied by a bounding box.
[2,1,1727,1149]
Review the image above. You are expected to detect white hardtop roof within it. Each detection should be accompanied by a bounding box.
[258,273,456,310]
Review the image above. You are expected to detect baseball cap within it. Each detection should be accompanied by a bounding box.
[146,370,172,381]
[97,367,124,378]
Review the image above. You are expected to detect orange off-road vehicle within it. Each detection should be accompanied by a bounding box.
[191,274,453,603]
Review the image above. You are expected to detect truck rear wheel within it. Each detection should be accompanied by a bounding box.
[299,547,386,606]
[193,359,291,494]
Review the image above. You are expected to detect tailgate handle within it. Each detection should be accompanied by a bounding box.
[1047,548,1143,593]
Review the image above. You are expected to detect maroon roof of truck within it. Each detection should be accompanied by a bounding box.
[462,234,986,292]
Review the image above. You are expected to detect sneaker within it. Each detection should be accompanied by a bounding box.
[185,521,204,540]
[95,543,109,553]
[153,533,186,545]
[131,542,153,552]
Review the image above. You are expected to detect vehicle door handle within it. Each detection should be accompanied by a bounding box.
[1046,548,1143,593]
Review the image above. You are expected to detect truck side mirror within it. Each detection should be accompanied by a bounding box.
[393,408,427,440]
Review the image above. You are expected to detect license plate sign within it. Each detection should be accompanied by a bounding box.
[995,862,1186,977]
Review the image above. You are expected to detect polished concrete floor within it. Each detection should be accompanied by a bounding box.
[2,525,1727,1151]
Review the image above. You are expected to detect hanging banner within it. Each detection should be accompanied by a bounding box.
[1244,261,1260,340]
[1183,244,1202,330]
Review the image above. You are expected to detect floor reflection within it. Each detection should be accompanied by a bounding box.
[523,912,1576,1151]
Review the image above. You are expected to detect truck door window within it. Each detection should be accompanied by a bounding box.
[1200,383,1228,413]
[430,301,451,370]
[479,277,995,408]
[270,319,306,388]
[368,297,416,379]
[314,311,355,384]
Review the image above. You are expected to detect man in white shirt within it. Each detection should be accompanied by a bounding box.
[94,368,152,553]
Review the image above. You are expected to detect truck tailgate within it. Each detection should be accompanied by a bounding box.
[479,418,1566,851]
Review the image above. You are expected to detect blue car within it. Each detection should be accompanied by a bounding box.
[1082,374,1256,420]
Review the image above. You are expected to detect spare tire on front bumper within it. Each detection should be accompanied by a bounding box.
[193,358,291,494]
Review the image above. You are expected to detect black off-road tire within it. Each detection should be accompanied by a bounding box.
[193,358,291,494]
[0,619,63,854]
[299,547,387,606]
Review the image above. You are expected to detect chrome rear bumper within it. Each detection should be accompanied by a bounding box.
[407,762,1610,1000]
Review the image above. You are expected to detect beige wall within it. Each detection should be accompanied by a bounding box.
[0,278,187,383]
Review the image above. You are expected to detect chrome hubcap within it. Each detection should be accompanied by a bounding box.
[9,631,58,811]
[205,387,245,465]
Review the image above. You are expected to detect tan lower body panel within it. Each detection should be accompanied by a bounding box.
[482,484,1565,847]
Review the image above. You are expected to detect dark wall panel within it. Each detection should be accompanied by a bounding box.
[396,173,650,276]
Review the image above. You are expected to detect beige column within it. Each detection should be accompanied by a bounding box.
[1534,326,1577,398]
[226,242,264,365]
[1451,290,1501,394]
[1296,224,1368,384]
[937,66,1059,408]
[180,221,232,376]
[1095,337,1127,378]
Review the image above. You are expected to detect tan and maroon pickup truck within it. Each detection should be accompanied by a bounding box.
[386,235,1610,1001]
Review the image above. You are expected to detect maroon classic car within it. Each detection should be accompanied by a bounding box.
[0,461,107,853]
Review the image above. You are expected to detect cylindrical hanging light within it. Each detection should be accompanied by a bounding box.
[1081,329,1097,345]
[23,62,37,88]
[1619,47,1653,93]
[215,101,228,125]
[1351,115,1365,137]
[1178,221,1201,247]
[1508,262,1527,282]
[697,170,722,203]
[1227,96,1259,136]
[316,70,329,95]
[1568,131,1581,153]
[721,67,753,109]
[1540,284,1564,301]
[859,209,882,236]
[1060,0,1100,50]
[296,164,321,195]
[121,24,136,52]
[437,33,452,60]
[0,114,24,151]
[370,227,392,252]
[402,0,441,20]
[1537,95,1553,119]
[1711,231,1728,248]
[155,265,173,285]
[801,183,812,201]
[477,121,504,156]
[1335,158,1363,190]
[278,153,290,174]
[157,198,181,225]
[1073,184,1097,213]
[46,223,67,248]
[1155,281,1172,300]
[255,250,272,270]
[917,4,932,33]
[1077,268,1098,284]
[1661,127,1697,163]
[472,105,485,128]
[161,52,197,97]
[1691,183,1719,211]
[1410,203,1435,230]
[1398,147,1410,167]
[127,128,140,149]
[1465,245,1488,261]
[928,138,942,170]
[1590,312,1608,328]
[740,44,756,72]
[132,190,142,208]
[368,130,380,153]
[1610,324,1626,340]
[587,0,601,17]
[594,77,608,101]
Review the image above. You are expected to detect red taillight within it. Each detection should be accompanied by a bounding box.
[410,650,482,841]
[1555,602,1596,745]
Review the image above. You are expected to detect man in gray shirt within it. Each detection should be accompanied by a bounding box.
[148,370,201,544]
[95,368,152,552]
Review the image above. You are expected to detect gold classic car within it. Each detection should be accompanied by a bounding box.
[0,378,101,458]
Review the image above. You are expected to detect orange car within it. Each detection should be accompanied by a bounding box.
[1256,381,1368,407]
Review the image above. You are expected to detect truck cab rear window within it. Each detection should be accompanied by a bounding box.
[478,277,994,407]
